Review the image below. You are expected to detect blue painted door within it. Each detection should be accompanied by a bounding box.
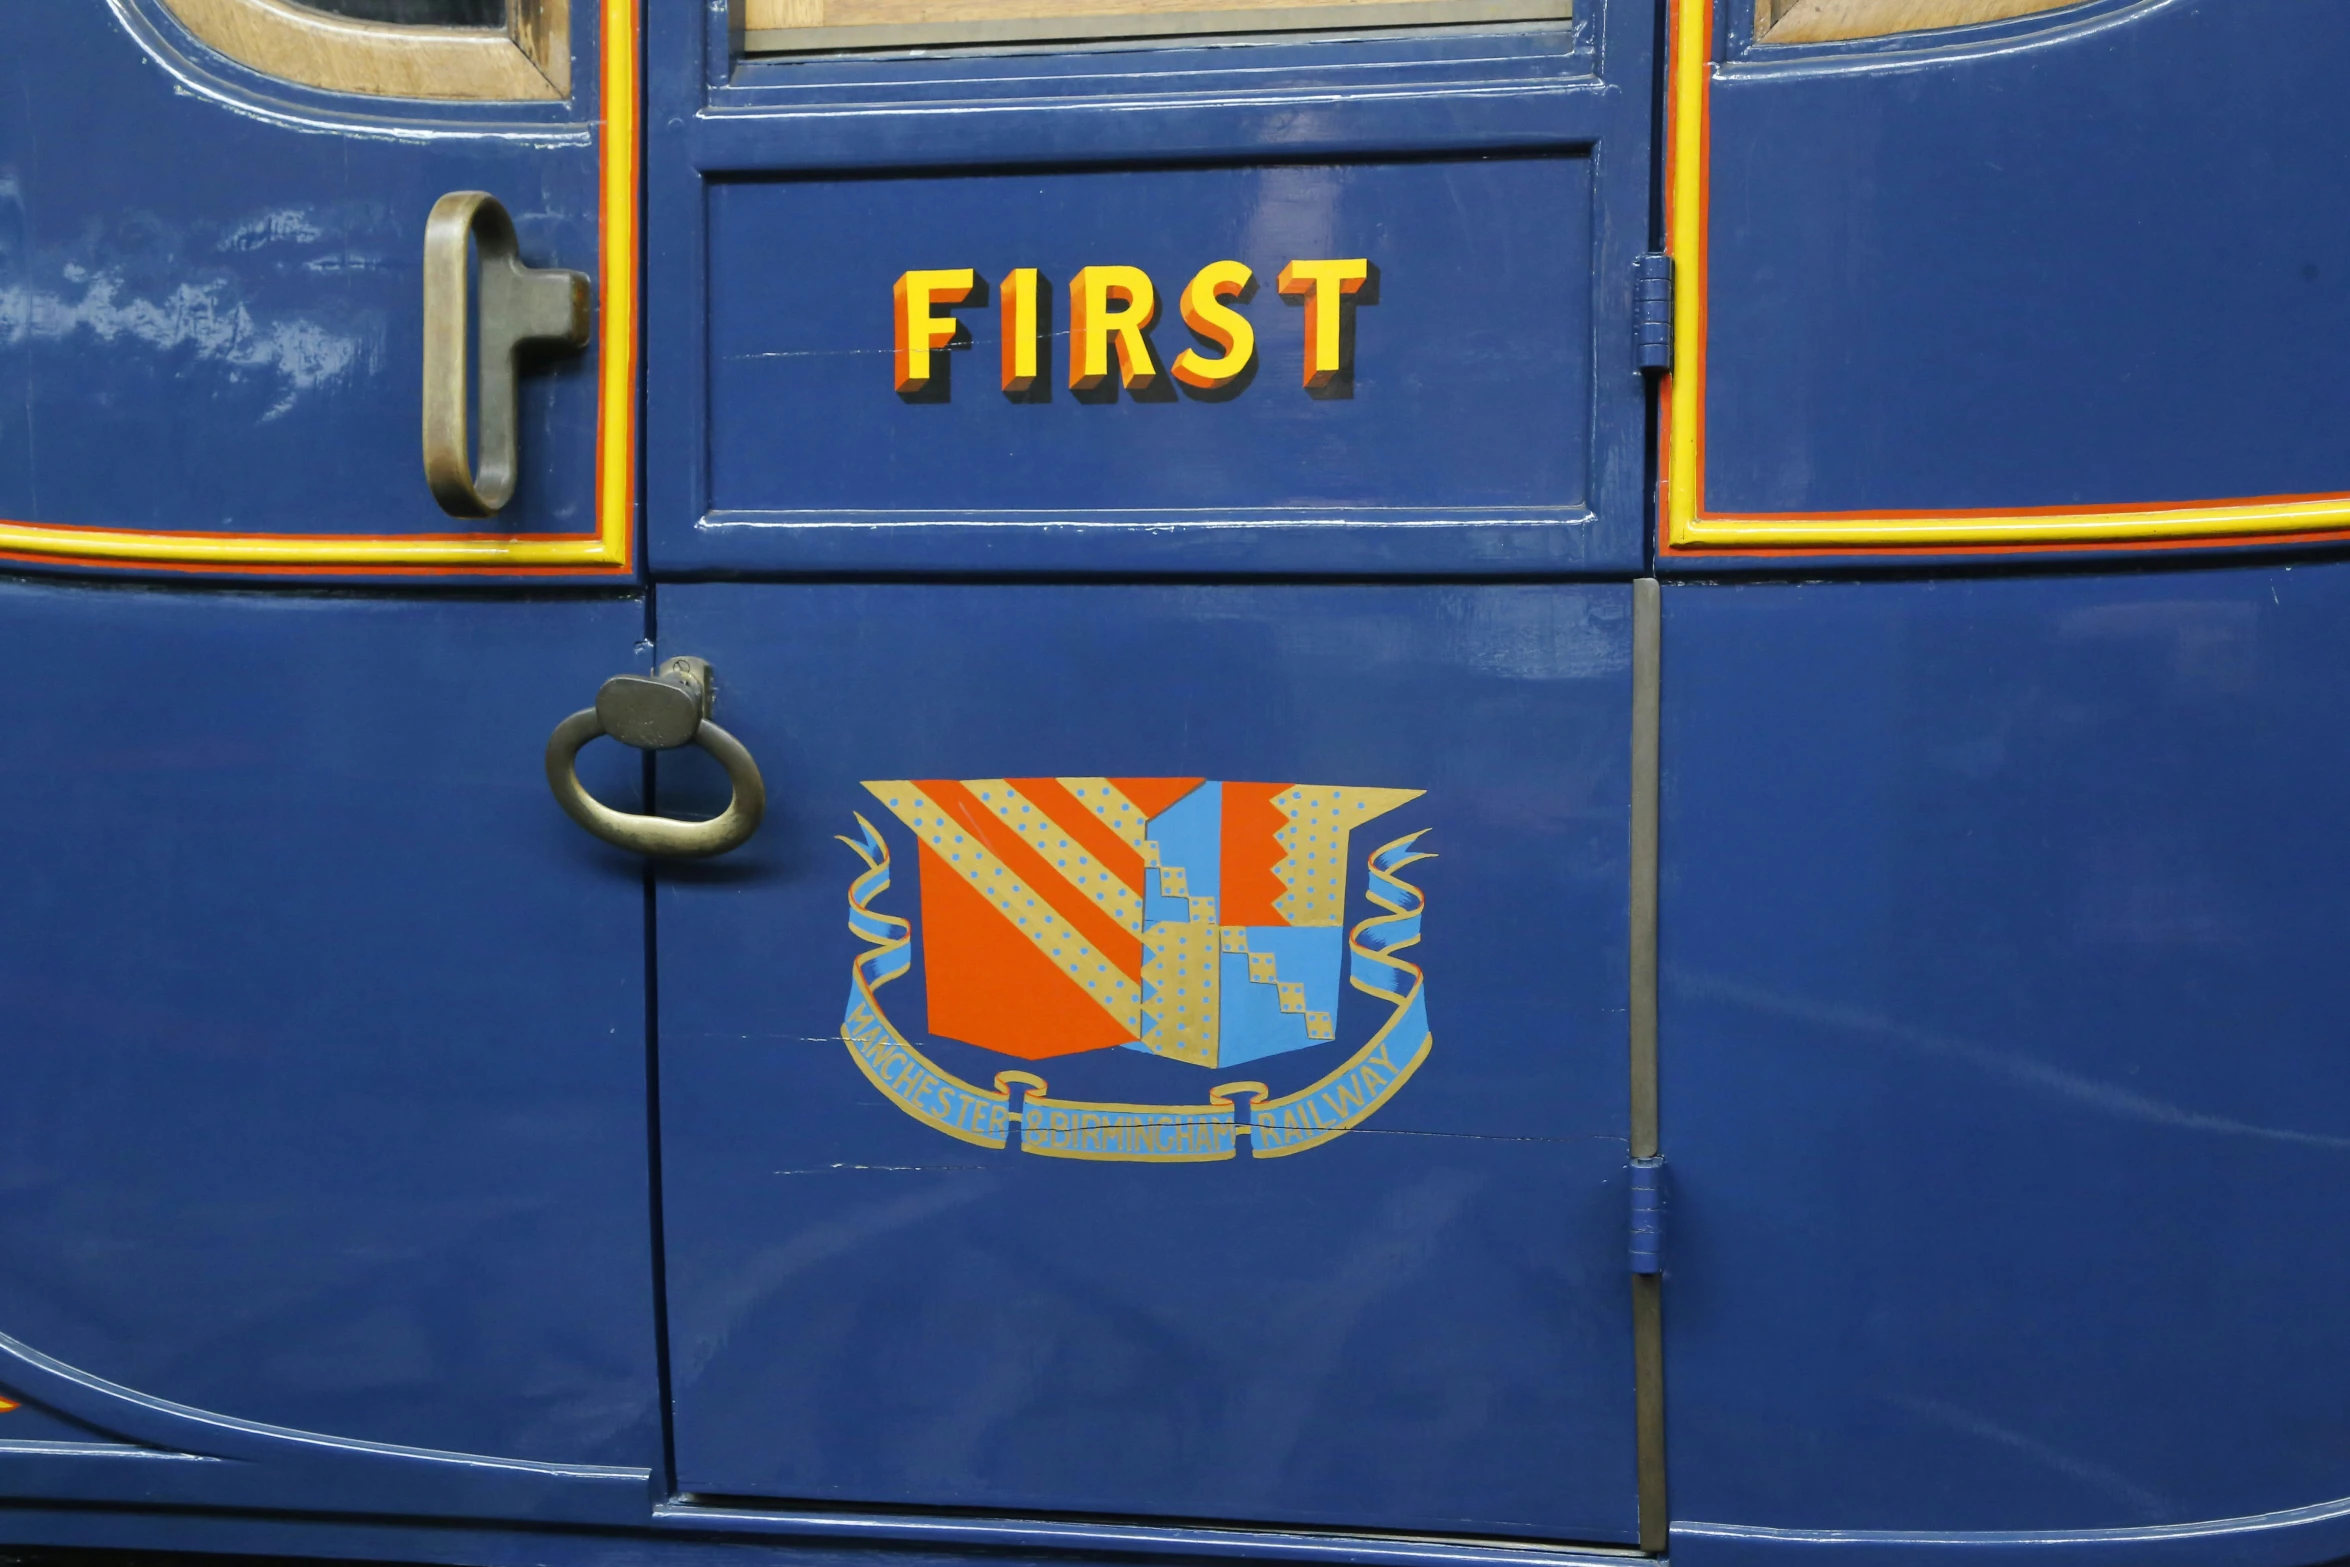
[1656,2,2350,1557]
[640,0,1658,1546]
[0,0,660,1512]
[654,584,1638,1539]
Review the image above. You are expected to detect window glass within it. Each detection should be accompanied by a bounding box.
[1757,0,2085,44]
[163,0,562,98]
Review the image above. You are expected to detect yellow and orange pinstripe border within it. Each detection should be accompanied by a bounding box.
[1658,0,2350,556]
[0,0,637,576]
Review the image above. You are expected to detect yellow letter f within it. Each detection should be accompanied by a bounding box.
[894,268,977,393]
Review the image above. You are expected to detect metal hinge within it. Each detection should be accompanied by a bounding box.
[1630,1156,1666,1274]
[1633,253,1674,372]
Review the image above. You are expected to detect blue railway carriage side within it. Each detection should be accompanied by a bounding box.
[3,3,2347,1567]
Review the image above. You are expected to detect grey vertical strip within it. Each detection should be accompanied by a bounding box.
[1634,1277,1667,1554]
[1629,576,1660,1161]
[1628,576,1666,1554]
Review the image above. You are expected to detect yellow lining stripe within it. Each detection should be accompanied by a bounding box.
[590,0,636,570]
[1660,0,1708,548]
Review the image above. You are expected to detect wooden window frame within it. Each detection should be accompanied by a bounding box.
[1757,0,2085,44]
[738,0,1568,58]
[160,0,569,99]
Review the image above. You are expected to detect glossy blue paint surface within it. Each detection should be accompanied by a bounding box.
[643,0,1658,576]
[1660,563,2350,1537]
[0,2,601,547]
[1700,0,2350,516]
[0,0,664,1532]
[651,583,1637,1542]
[703,157,1589,518]
[0,581,658,1474]
[0,1503,1648,1567]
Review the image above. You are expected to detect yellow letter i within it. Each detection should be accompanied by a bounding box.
[1000,267,1040,393]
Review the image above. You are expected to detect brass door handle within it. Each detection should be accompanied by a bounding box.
[546,658,766,858]
[422,191,592,518]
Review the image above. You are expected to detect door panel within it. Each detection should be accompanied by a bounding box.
[643,1,1657,577]
[0,582,656,1465]
[703,156,1591,528]
[1660,565,2350,1530]
[0,0,652,1506]
[1653,2,2350,1537]
[646,0,1658,1536]
[652,583,1638,1542]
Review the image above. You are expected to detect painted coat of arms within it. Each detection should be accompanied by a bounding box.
[838,778,1432,1162]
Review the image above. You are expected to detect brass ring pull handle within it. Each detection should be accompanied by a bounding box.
[545,658,766,858]
[422,191,592,518]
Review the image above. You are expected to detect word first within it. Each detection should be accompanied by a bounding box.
[893,261,1371,397]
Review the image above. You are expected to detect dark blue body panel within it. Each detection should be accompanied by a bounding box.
[1700,0,2350,517]
[651,583,1637,1542]
[1660,563,2350,1543]
[0,582,659,1476]
[0,3,603,546]
[0,0,665,1529]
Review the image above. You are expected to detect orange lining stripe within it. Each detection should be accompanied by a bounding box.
[0,0,637,576]
[921,780,1146,979]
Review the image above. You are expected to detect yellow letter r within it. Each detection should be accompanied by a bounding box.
[1069,266,1159,392]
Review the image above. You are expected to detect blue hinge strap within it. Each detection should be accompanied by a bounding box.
[1630,1156,1665,1275]
[1633,253,1675,372]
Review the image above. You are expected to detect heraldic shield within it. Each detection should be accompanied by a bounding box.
[838,778,1432,1162]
